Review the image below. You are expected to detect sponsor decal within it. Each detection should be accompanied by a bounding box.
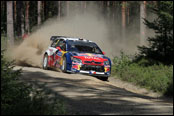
[89,71,92,74]
[87,53,92,56]
[77,65,81,70]
[72,65,78,69]
[72,64,81,70]
[104,67,110,72]
[84,56,100,60]
[77,53,103,58]
[57,51,62,56]
[90,71,96,74]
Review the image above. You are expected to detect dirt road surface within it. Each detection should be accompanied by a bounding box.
[14,66,173,115]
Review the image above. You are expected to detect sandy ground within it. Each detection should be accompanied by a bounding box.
[14,66,173,115]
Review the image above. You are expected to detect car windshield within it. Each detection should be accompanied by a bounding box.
[67,40,103,54]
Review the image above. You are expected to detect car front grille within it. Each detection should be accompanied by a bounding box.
[80,65,104,72]
[84,61,102,64]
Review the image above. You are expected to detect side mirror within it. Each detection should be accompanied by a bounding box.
[102,51,105,55]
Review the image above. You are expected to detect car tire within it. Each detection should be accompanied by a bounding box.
[61,56,67,73]
[43,54,48,70]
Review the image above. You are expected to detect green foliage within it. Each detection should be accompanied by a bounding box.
[1,50,28,114]
[138,1,173,65]
[112,51,173,96]
[1,35,8,50]
[1,50,67,115]
[112,51,132,73]
[120,64,173,95]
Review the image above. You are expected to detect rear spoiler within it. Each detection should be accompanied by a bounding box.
[50,36,92,42]
[50,36,67,41]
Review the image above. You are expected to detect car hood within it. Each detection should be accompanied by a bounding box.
[70,52,108,62]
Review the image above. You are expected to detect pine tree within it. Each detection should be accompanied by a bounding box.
[138,1,173,65]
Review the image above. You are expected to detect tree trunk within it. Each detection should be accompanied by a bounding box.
[16,1,20,37]
[41,1,45,21]
[7,1,14,46]
[1,1,6,33]
[122,1,126,41]
[38,1,41,26]
[140,1,146,45]
[127,6,130,25]
[21,1,25,37]
[25,1,29,34]
[14,1,17,23]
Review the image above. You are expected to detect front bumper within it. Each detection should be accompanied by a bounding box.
[79,70,110,77]
[70,65,111,77]
[70,60,111,77]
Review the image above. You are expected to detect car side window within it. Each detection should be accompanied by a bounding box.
[56,40,66,51]
[51,40,57,48]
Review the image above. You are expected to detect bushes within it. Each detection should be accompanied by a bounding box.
[1,34,7,50]
[112,51,132,74]
[1,50,67,115]
[112,51,173,96]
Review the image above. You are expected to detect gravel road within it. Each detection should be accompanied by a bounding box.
[14,66,173,115]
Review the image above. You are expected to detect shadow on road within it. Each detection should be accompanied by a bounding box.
[19,68,173,115]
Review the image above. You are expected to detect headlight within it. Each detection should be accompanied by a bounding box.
[104,60,110,65]
[72,58,82,64]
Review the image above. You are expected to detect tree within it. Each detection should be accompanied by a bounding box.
[140,1,146,45]
[15,1,20,37]
[121,1,126,41]
[7,1,14,46]
[25,1,30,34]
[38,1,41,26]
[138,1,173,65]
[21,1,25,37]
[1,1,6,34]
[14,1,17,27]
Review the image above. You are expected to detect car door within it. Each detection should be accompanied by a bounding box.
[48,39,60,67]
[54,39,67,68]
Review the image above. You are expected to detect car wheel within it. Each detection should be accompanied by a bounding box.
[61,57,67,73]
[43,54,48,70]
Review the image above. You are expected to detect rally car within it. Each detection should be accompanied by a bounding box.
[42,36,111,81]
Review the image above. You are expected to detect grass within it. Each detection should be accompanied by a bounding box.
[112,51,173,96]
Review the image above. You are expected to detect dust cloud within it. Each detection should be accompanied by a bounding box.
[9,2,148,67]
